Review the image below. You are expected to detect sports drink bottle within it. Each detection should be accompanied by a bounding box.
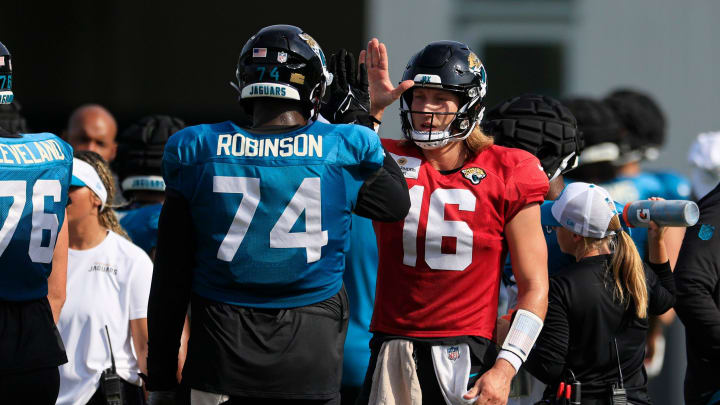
[622,200,699,228]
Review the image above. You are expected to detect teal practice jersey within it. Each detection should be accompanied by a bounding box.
[162,120,385,308]
[0,133,73,300]
[118,203,162,255]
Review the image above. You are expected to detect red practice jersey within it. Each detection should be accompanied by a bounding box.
[371,139,549,339]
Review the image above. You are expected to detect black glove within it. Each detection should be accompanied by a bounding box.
[320,49,375,128]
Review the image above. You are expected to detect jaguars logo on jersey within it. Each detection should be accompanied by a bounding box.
[462,167,486,185]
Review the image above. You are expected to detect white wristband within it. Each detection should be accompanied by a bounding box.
[497,349,523,374]
[501,309,544,363]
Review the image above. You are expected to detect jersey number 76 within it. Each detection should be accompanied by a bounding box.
[213,176,328,264]
[0,179,62,263]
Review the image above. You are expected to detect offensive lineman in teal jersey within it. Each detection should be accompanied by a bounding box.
[146,26,410,405]
[0,41,74,404]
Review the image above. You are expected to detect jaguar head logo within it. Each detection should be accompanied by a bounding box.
[461,167,486,185]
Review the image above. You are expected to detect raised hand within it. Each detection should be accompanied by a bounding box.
[320,49,371,126]
[360,38,414,122]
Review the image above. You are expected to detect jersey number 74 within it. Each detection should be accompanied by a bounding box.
[213,176,328,263]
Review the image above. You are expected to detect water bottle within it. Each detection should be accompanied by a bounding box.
[622,200,699,228]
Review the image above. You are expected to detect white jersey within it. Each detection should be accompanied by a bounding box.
[56,231,153,405]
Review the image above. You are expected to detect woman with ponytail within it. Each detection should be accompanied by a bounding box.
[523,183,675,405]
[56,151,153,405]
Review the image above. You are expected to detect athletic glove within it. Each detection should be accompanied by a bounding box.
[320,49,376,129]
[148,390,176,405]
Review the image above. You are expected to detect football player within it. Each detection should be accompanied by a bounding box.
[115,114,186,258]
[0,41,74,404]
[0,99,28,134]
[485,93,582,279]
[605,88,691,201]
[483,94,580,405]
[146,25,410,405]
[359,39,549,405]
[604,89,692,381]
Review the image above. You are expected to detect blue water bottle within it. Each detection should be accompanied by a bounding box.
[622,200,699,228]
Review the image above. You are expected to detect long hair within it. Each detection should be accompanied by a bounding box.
[580,215,648,318]
[74,150,129,240]
[464,125,494,155]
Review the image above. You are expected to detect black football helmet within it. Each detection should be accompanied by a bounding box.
[604,88,665,162]
[234,25,332,120]
[484,94,582,181]
[0,42,13,105]
[399,41,487,149]
[115,115,185,196]
[562,97,623,166]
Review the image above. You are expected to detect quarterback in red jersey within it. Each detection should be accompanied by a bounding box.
[357,39,550,405]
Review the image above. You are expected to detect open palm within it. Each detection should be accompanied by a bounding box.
[360,38,414,120]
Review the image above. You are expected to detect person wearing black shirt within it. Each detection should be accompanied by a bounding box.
[675,183,720,405]
[523,183,675,404]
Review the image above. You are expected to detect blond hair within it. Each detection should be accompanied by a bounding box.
[580,215,648,318]
[74,151,130,240]
[464,125,494,155]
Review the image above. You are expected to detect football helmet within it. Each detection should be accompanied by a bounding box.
[563,97,623,166]
[604,88,665,162]
[234,25,332,120]
[0,42,13,105]
[399,41,487,149]
[485,94,582,181]
[115,115,185,196]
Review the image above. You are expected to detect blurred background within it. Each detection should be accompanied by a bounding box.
[5,1,720,403]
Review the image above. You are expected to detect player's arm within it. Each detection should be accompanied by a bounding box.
[362,38,414,122]
[47,211,69,323]
[465,203,548,403]
[147,189,195,391]
[354,148,410,222]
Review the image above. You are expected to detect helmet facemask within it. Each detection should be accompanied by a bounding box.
[400,85,484,150]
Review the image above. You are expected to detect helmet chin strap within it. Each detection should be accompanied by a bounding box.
[410,112,480,150]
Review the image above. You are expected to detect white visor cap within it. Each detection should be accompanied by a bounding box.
[543,182,618,238]
[71,158,108,210]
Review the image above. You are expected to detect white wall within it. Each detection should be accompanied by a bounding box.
[367,0,720,174]
[570,0,720,175]
[366,0,453,139]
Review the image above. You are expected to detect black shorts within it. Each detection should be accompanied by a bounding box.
[356,334,498,405]
[183,287,349,400]
[0,366,60,405]
[0,297,67,375]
